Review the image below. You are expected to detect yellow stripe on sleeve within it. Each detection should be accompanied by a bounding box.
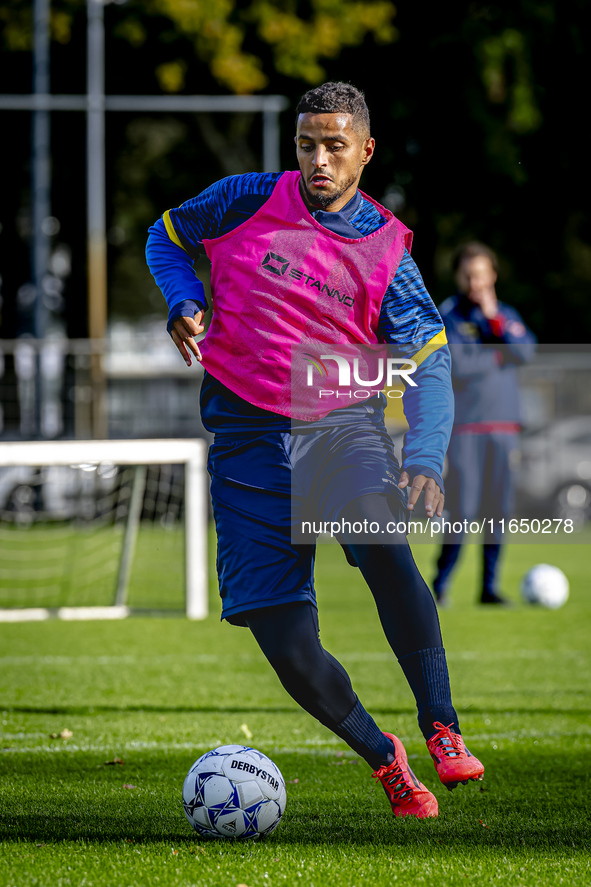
[409,328,448,368]
[163,210,187,252]
[383,328,449,424]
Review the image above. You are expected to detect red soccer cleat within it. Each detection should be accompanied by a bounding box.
[426,721,485,790]
[372,732,439,818]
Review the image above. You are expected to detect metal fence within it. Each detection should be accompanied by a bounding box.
[1,338,591,525]
[0,335,209,442]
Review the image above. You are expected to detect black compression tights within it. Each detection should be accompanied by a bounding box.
[245,493,444,733]
[341,494,443,659]
[246,602,357,728]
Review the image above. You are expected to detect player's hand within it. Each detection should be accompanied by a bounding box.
[398,471,445,518]
[170,312,205,366]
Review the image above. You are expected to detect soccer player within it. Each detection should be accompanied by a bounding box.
[147,82,484,819]
[433,243,537,605]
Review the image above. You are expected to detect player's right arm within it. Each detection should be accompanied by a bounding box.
[146,220,206,365]
[146,172,281,364]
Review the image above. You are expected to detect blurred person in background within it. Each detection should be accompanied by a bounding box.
[433,242,537,606]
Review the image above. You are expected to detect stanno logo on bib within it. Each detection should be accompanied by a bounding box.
[260,251,355,307]
[261,252,289,276]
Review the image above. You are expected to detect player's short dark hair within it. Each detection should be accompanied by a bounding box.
[452,241,499,273]
[295,82,371,138]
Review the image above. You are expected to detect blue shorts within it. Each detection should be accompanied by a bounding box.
[208,408,405,624]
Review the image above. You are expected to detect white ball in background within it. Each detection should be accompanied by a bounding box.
[520,564,570,609]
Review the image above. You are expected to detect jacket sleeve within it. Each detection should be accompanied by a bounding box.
[379,251,453,491]
[401,347,454,492]
[145,217,207,330]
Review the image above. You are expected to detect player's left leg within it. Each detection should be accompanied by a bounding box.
[340,493,484,789]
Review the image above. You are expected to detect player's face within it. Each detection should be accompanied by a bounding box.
[457,255,498,303]
[295,112,374,212]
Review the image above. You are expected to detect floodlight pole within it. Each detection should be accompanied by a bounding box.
[30,0,52,441]
[87,0,107,343]
[32,0,50,340]
[86,0,108,439]
[1,0,288,403]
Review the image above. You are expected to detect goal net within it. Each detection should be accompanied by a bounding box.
[0,439,208,622]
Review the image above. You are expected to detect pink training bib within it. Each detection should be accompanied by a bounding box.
[201,170,412,421]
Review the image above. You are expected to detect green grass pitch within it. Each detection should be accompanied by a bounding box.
[0,533,590,886]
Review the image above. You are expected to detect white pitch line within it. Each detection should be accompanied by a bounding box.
[0,653,233,665]
[2,727,590,757]
[0,649,587,666]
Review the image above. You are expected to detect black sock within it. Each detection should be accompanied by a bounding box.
[398,647,460,740]
[334,699,396,771]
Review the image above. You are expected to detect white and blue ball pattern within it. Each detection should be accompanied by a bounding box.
[183,745,286,839]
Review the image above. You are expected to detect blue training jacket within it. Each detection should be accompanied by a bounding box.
[439,294,537,425]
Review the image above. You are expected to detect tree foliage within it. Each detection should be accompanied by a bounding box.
[1,0,398,94]
[0,1,589,340]
[144,0,398,94]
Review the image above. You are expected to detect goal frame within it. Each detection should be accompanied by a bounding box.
[0,438,208,622]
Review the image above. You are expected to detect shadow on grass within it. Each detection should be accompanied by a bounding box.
[2,704,589,718]
[1,704,303,716]
[1,747,590,853]
[1,812,589,853]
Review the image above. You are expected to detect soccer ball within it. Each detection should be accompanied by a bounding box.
[182,745,286,839]
[520,564,569,609]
